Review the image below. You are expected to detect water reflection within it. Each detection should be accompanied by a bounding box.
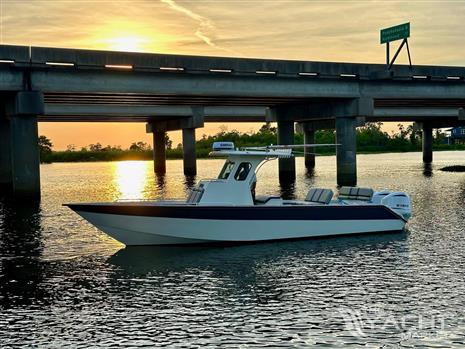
[305,168,316,178]
[109,232,408,278]
[3,152,465,347]
[0,200,47,308]
[108,233,409,313]
[279,179,296,200]
[112,161,151,200]
[184,175,196,191]
[423,163,433,177]
[155,173,166,190]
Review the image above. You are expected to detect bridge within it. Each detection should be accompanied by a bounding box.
[1,44,465,197]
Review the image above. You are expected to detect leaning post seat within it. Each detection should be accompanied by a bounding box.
[305,188,334,204]
[338,187,374,201]
[186,186,205,204]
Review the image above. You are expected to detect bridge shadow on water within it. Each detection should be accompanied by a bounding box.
[0,198,49,309]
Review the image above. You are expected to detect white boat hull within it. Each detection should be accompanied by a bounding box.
[75,210,406,246]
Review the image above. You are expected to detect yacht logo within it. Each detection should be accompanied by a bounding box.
[339,308,367,337]
[338,306,447,340]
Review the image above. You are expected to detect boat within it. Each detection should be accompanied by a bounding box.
[65,142,412,246]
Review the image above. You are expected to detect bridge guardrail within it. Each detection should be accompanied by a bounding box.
[0,44,464,82]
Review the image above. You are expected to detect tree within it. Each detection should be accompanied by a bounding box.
[434,128,446,145]
[129,141,150,151]
[357,122,389,147]
[38,135,53,163]
[102,145,122,151]
[66,144,76,152]
[408,125,421,146]
[396,124,410,140]
[38,135,53,153]
[219,124,228,135]
[258,122,277,135]
[165,134,173,150]
[89,143,102,151]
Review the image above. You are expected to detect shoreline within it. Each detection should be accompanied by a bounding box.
[41,147,465,164]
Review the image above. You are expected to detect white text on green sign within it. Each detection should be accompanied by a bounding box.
[380,23,410,44]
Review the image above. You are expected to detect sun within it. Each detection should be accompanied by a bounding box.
[89,20,160,53]
[105,36,149,52]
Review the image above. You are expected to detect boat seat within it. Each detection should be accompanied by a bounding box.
[186,186,205,204]
[254,195,281,204]
[338,186,374,201]
[305,188,334,204]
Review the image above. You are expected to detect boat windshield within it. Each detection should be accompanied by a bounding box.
[234,162,252,181]
[218,160,235,179]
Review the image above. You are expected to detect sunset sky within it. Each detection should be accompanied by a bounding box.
[2,0,465,149]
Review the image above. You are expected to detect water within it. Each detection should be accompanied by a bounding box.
[1,152,465,348]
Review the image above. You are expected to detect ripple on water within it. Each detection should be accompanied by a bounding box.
[1,153,465,347]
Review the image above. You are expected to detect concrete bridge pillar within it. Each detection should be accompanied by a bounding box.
[304,128,316,169]
[182,128,196,176]
[422,123,433,164]
[10,115,41,197]
[1,92,44,198]
[296,122,316,170]
[277,120,296,181]
[147,109,204,176]
[0,115,12,189]
[336,116,357,187]
[152,130,166,174]
[300,123,316,170]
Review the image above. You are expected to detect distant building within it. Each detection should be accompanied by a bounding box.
[446,127,465,144]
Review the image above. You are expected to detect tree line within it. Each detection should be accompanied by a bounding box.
[39,122,463,163]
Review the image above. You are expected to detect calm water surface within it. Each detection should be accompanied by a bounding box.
[1,152,465,348]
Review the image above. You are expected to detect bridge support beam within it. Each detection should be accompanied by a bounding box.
[422,123,433,164]
[336,117,357,187]
[2,92,44,198]
[298,123,316,170]
[304,128,315,169]
[10,115,41,197]
[277,120,296,181]
[296,122,316,170]
[147,108,204,175]
[182,128,196,176]
[0,115,12,189]
[152,130,166,174]
[267,106,296,181]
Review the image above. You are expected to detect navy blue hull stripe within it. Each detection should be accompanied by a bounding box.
[66,204,401,221]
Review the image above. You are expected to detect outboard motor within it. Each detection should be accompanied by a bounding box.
[371,190,391,204]
[379,192,412,220]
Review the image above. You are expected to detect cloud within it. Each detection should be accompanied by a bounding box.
[159,0,241,55]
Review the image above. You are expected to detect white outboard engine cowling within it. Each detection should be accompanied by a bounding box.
[378,192,412,220]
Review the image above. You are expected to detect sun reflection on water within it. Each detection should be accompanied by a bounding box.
[112,161,152,200]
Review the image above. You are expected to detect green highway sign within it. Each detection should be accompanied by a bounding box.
[380,22,410,44]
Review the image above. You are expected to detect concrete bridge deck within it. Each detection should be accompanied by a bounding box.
[1,44,465,197]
